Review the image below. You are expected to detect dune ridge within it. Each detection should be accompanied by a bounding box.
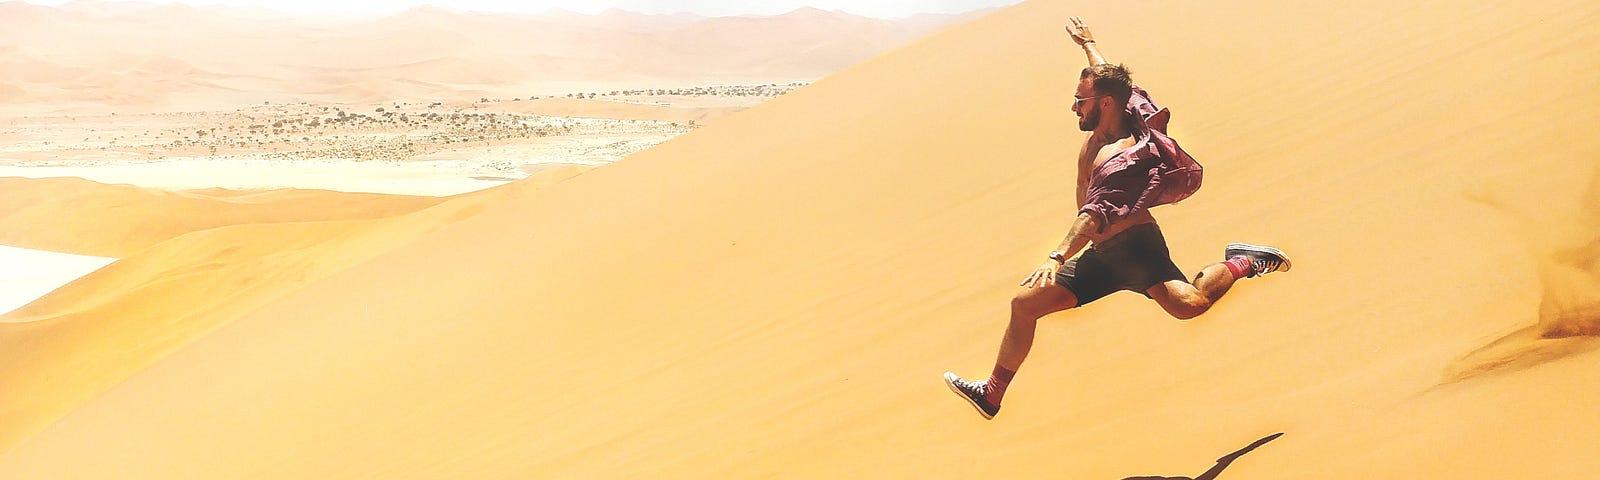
[0,176,447,257]
[0,0,1596,478]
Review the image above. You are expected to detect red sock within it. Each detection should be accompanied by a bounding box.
[986,365,1016,402]
[1224,256,1254,279]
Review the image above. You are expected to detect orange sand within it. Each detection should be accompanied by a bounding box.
[0,0,1596,478]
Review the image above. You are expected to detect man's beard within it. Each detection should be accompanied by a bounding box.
[1077,106,1099,132]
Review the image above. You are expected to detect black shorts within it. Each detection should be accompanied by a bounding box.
[1053,223,1187,305]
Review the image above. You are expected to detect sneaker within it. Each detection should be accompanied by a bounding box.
[943,371,1000,419]
[1224,243,1292,277]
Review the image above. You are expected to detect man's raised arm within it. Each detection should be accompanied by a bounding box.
[1065,16,1108,66]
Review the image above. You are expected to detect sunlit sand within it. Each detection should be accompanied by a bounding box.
[0,1,1594,479]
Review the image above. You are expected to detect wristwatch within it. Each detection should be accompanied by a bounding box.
[1049,251,1067,263]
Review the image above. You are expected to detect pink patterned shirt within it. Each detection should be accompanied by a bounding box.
[1078,85,1204,233]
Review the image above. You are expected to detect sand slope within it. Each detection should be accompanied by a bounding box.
[0,166,588,455]
[0,0,1597,478]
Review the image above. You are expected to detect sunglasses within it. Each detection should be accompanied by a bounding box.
[1072,94,1109,108]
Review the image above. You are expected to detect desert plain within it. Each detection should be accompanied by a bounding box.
[1,0,1598,479]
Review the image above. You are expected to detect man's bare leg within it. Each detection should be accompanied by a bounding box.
[996,284,1079,373]
[1149,263,1235,320]
[945,284,1077,419]
[1149,244,1292,320]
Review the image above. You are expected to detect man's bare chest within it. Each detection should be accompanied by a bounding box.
[1078,136,1137,178]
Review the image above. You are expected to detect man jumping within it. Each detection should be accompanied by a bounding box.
[943,17,1292,420]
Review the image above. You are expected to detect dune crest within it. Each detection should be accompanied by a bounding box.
[0,176,446,257]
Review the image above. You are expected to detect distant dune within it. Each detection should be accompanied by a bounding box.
[0,0,1595,478]
[0,2,992,112]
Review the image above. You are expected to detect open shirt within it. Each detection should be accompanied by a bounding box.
[1078,85,1204,233]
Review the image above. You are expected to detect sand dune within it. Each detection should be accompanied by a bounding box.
[0,0,1596,478]
[0,176,446,256]
[0,166,587,455]
[0,2,983,111]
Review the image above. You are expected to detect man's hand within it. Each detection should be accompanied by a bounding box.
[1065,16,1095,46]
[1020,260,1063,289]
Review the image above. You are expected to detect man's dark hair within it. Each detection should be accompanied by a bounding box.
[1080,63,1133,105]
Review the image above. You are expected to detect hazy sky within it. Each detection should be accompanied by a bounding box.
[26,0,1023,18]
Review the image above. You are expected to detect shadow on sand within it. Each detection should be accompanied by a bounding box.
[1121,432,1283,480]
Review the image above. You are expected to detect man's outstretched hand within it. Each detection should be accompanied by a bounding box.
[1065,16,1095,45]
[1021,260,1062,289]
